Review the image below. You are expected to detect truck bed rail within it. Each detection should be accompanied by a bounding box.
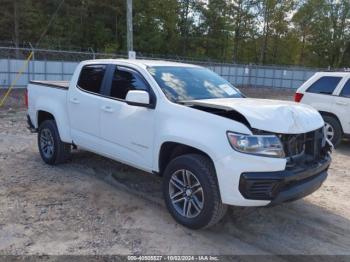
[30,80,69,90]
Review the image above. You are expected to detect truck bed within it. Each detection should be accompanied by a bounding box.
[27,80,69,135]
[30,80,69,90]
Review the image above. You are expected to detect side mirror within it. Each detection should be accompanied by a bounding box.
[125,90,150,107]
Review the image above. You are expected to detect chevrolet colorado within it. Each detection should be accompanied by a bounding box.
[26,59,332,229]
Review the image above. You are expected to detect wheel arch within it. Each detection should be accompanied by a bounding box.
[35,108,71,143]
[158,141,215,176]
[37,110,55,127]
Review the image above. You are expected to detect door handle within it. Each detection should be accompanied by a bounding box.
[70,98,80,104]
[101,105,114,113]
[336,101,348,106]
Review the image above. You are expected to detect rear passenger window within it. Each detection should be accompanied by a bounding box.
[307,76,341,95]
[109,67,148,100]
[77,65,106,94]
[340,79,350,98]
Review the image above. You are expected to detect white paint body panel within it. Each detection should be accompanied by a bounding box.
[27,84,72,142]
[28,59,326,207]
[99,95,156,170]
[297,72,350,135]
[185,98,324,134]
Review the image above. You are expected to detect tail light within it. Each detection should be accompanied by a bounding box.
[24,89,28,108]
[294,92,304,102]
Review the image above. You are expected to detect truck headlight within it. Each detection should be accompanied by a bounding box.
[227,132,285,158]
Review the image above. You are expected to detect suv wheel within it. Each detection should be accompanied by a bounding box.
[163,154,227,229]
[323,115,342,147]
[38,120,71,165]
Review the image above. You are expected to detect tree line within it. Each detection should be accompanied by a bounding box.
[1,0,349,68]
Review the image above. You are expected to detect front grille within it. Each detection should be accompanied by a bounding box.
[279,133,306,157]
[278,128,326,166]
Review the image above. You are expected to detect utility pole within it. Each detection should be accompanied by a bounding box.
[14,0,20,58]
[126,0,133,55]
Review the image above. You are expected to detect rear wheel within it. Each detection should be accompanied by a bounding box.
[38,120,71,165]
[323,115,342,147]
[163,154,227,229]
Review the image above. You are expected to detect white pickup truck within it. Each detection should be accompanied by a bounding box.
[27,59,332,229]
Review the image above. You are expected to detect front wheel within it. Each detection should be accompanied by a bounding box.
[38,120,71,165]
[163,154,227,229]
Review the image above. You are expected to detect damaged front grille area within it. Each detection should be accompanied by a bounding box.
[240,127,332,201]
[278,127,330,167]
[279,133,307,157]
[253,127,331,167]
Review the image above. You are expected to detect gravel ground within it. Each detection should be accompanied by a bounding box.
[0,89,350,256]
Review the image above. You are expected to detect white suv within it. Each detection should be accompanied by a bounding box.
[295,72,350,146]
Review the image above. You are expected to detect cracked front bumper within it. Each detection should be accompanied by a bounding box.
[239,155,331,205]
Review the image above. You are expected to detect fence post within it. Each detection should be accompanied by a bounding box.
[228,64,232,84]
[234,65,237,86]
[254,64,257,89]
[27,55,30,87]
[61,61,64,80]
[28,42,35,61]
[89,48,96,59]
[28,43,35,84]
[291,68,295,89]
[44,59,47,80]
[7,57,10,89]
[249,64,252,87]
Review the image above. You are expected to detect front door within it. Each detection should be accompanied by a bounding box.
[99,65,156,171]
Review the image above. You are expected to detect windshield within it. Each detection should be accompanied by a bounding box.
[147,66,243,102]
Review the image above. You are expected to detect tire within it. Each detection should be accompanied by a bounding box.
[323,115,342,147]
[163,153,227,229]
[38,120,71,165]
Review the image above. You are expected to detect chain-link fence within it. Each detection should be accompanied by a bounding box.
[0,46,346,89]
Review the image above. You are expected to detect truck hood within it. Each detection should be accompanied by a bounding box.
[185,98,324,134]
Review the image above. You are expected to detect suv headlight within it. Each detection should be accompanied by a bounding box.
[227,132,285,158]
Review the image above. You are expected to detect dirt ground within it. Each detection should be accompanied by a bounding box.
[0,89,350,256]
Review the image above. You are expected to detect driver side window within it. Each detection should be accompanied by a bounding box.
[109,67,148,100]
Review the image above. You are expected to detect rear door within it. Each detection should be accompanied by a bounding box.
[98,65,156,171]
[68,64,108,148]
[333,78,350,134]
[301,76,343,113]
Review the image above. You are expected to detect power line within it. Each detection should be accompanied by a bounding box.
[36,0,65,48]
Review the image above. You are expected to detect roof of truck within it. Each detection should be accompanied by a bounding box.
[81,59,200,68]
